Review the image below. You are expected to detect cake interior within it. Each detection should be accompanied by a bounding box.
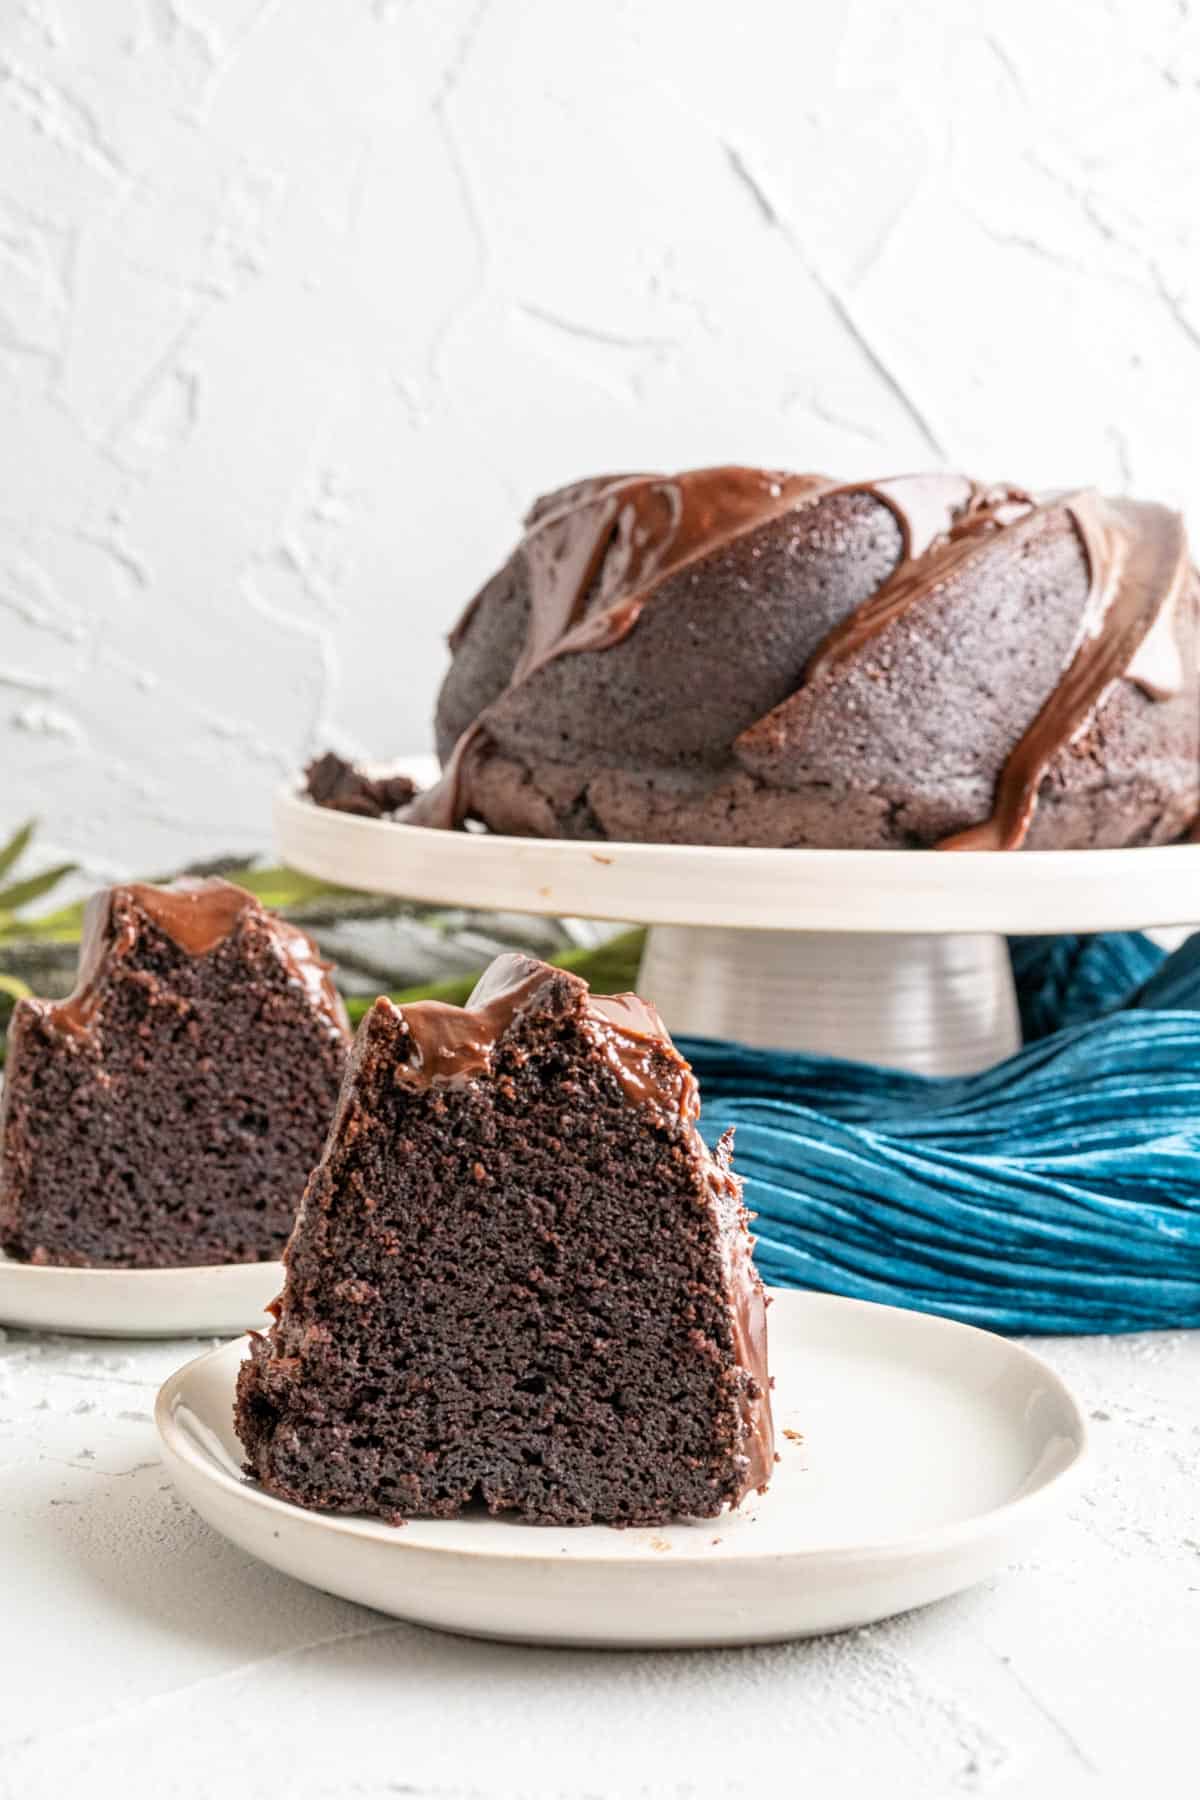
[238,966,771,1526]
[0,884,348,1269]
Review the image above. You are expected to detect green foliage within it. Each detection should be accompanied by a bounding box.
[0,820,78,945]
[0,820,35,881]
[218,866,360,911]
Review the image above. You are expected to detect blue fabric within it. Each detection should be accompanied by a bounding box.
[679,932,1200,1336]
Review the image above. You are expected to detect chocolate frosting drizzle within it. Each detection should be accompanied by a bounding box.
[389,951,772,1497]
[411,467,832,830]
[48,878,347,1041]
[414,464,1194,851]
[939,495,1191,850]
[395,951,698,1117]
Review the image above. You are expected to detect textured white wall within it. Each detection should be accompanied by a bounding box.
[2,0,1198,879]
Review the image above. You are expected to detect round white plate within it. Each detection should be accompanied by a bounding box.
[156,1290,1087,1647]
[276,770,1200,935]
[0,1252,283,1338]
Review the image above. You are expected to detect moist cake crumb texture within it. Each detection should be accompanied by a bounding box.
[236,953,774,1527]
[0,878,351,1269]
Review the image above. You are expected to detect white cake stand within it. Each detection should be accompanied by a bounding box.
[276,766,1200,1077]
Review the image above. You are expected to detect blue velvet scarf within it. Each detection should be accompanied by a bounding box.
[681,932,1200,1335]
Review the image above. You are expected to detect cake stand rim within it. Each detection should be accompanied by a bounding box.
[276,772,1200,935]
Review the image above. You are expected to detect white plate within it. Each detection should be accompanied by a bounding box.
[0,1252,283,1338]
[276,770,1200,935]
[156,1290,1087,1647]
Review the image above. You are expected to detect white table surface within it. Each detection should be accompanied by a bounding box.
[2,1324,1196,1799]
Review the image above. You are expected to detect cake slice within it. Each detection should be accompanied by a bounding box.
[0,879,351,1268]
[236,954,774,1526]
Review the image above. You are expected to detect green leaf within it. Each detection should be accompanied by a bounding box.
[0,894,86,942]
[0,819,35,881]
[218,866,361,910]
[0,971,32,1002]
[0,863,78,913]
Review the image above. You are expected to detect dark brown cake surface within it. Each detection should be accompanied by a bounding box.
[0,878,351,1269]
[236,953,773,1527]
[408,467,1199,850]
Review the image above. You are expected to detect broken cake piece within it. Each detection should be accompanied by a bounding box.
[304,752,417,819]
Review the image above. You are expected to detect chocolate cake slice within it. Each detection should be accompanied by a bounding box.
[236,954,773,1526]
[0,879,351,1268]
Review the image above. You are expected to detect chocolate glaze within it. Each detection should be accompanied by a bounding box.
[586,991,701,1120]
[271,917,348,1038]
[419,464,1194,851]
[413,468,1028,832]
[50,888,135,1038]
[857,471,989,561]
[393,955,556,1088]
[388,949,772,1502]
[707,1128,774,1496]
[939,496,1191,851]
[125,879,257,954]
[410,468,834,829]
[805,482,1038,679]
[394,953,700,1122]
[48,879,346,1041]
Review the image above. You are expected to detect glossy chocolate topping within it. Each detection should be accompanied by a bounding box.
[805,482,1038,679]
[702,1128,774,1497]
[52,887,136,1037]
[414,467,1029,833]
[125,879,257,953]
[271,917,348,1037]
[726,1219,774,1494]
[585,990,701,1119]
[515,467,833,678]
[48,879,346,1041]
[394,952,700,1121]
[419,463,1193,851]
[939,495,1191,851]
[411,467,835,829]
[393,955,556,1087]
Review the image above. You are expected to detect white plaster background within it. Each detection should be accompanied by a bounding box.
[1,0,1198,879]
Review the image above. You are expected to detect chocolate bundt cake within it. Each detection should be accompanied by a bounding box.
[0,879,351,1268]
[410,468,1199,850]
[236,952,773,1526]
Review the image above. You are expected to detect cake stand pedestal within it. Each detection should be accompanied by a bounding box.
[276,773,1200,1077]
[635,927,1020,1074]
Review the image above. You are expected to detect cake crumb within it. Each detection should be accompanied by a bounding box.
[783,1428,804,1443]
[649,1537,672,1552]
